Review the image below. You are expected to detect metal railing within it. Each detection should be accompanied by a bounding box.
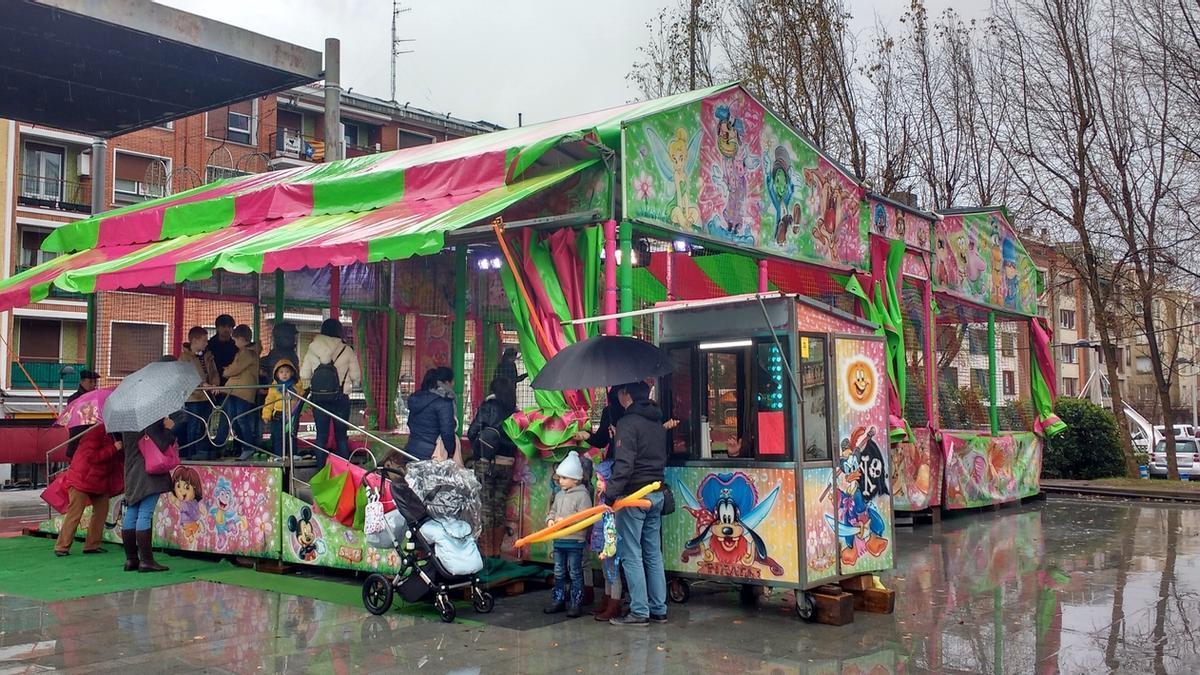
[17,174,91,214]
[270,129,325,162]
[10,361,85,390]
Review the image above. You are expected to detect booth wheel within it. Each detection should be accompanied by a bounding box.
[667,579,690,604]
[362,574,394,615]
[472,587,495,613]
[435,593,457,623]
[795,591,816,622]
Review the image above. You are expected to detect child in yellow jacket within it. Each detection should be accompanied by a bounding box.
[262,359,304,457]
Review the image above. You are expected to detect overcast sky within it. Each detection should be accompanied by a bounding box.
[159,0,986,128]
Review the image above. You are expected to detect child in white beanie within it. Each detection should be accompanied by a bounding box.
[543,450,593,617]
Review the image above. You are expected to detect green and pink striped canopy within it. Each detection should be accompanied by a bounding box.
[0,83,737,312]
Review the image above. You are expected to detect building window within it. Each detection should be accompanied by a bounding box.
[20,141,65,201]
[109,322,166,378]
[1135,356,1152,374]
[1138,384,1154,401]
[342,121,361,150]
[1101,378,1111,398]
[946,367,959,386]
[1001,334,1015,357]
[1061,344,1076,363]
[153,120,174,131]
[1003,370,1015,396]
[205,165,250,184]
[968,328,988,355]
[207,99,256,145]
[399,129,436,148]
[1124,348,1131,367]
[18,227,55,269]
[1063,377,1078,397]
[17,318,61,361]
[1038,304,1049,319]
[1060,309,1075,329]
[113,153,167,204]
[971,368,989,393]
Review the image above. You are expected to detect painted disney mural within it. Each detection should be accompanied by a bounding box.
[674,471,785,579]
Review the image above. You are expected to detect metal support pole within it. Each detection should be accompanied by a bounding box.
[603,219,618,335]
[172,283,185,357]
[451,246,468,432]
[89,139,107,215]
[85,294,97,370]
[323,38,343,162]
[329,266,341,319]
[274,269,285,325]
[619,221,633,336]
[988,312,999,436]
[757,259,769,293]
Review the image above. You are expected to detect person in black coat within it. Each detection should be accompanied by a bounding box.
[467,376,518,555]
[405,367,458,461]
[604,381,669,627]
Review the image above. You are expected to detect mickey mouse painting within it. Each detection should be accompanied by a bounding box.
[286,507,324,562]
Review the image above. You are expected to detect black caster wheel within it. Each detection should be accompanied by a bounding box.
[435,593,457,623]
[362,574,394,615]
[795,591,816,622]
[472,588,495,613]
[667,578,690,604]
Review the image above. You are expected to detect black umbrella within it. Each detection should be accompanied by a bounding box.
[531,335,673,391]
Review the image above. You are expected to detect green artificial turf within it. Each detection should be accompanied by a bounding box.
[0,535,223,602]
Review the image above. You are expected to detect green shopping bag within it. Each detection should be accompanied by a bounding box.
[309,462,352,522]
[352,484,370,531]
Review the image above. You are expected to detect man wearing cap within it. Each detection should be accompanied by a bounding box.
[67,369,100,405]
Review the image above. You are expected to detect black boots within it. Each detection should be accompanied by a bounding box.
[121,529,139,572]
[135,530,168,573]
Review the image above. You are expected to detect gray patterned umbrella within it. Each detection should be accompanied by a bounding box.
[102,361,202,433]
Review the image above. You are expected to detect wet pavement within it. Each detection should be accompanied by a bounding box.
[1,494,1197,674]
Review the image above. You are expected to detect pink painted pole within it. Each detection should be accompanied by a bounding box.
[666,250,676,301]
[329,266,341,319]
[923,277,936,423]
[603,219,618,335]
[758,259,769,293]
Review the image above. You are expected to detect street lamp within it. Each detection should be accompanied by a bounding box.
[58,364,75,413]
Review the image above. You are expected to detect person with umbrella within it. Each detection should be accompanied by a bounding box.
[53,423,123,557]
[67,369,100,405]
[104,360,202,572]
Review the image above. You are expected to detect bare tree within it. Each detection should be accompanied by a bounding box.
[627,0,723,99]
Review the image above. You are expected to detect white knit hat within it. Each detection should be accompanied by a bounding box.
[556,450,583,481]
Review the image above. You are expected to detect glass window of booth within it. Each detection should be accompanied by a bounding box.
[661,337,793,462]
[800,335,831,461]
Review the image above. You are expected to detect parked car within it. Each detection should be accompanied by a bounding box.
[1149,437,1200,479]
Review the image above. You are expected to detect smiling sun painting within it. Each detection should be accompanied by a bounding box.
[841,355,878,411]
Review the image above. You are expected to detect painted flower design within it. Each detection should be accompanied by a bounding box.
[633,173,654,201]
[365,547,381,567]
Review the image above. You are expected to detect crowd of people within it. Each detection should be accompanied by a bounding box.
[56,319,676,625]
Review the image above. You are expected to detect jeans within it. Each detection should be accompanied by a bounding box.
[180,401,214,460]
[313,394,351,469]
[226,396,260,454]
[122,493,160,531]
[616,489,666,618]
[552,546,585,607]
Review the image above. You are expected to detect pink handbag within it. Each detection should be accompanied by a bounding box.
[41,471,71,514]
[139,434,180,475]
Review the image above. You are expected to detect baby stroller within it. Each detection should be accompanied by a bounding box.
[360,466,494,623]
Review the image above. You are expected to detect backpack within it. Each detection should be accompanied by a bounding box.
[310,345,347,402]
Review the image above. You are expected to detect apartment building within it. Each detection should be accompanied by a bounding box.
[1,89,496,415]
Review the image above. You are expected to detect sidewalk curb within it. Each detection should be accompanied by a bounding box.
[1042,481,1200,504]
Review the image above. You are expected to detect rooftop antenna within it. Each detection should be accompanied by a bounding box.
[391,1,415,102]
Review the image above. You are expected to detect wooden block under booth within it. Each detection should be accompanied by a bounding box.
[850,587,896,614]
[811,587,855,626]
[839,574,875,592]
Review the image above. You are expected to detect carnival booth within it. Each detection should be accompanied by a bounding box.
[9,81,1058,582]
[649,294,893,606]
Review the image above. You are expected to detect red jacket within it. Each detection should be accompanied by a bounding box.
[65,425,124,496]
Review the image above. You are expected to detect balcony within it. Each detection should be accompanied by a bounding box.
[14,266,85,300]
[270,129,382,164]
[17,174,90,214]
[271,128,325,163]
[10,361,85,390]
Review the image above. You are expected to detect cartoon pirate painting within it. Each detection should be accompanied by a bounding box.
[826,426,890,567]
[675,472,785,579]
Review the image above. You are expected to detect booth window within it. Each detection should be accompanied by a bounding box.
[662,337,793,462]
[800,336,831,461]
